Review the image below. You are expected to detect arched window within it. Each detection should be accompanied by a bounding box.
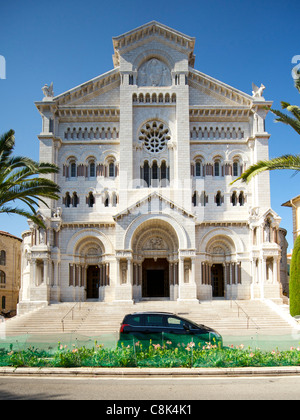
[0,251,6,266]
[239,192,245,206]
[152,161,158,180]
[72,192,79,208]
[143,161,150,187]
[214,161,220,177]
[231,191,238,206]
[109,162,115,177]
[89,162,96,178]
[112,193,118,207]
[87,192,95,208]
[200,191,208,207]
[195,161,202,177]
[192,192,197,207]
[233,161,239,177]
[161,161,167,180]
[0,271,6,288]
[65,192,71,208]
[70,162,77,178]
[216,191,222,207]
[104,194,109,208]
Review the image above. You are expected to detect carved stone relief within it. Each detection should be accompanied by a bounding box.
[137,59,172,87]
[142,236,167,251]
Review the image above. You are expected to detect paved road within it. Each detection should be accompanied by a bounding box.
[1,375,300,401]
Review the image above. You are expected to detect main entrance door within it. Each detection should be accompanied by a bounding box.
[142,259,169,298]
[212,264,224,298]
[87,265,100,299]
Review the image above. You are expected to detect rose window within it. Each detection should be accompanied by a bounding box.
[139,121,170,154]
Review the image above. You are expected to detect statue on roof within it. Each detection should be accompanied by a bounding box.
[42,82,54,100]
[252,83,265,99]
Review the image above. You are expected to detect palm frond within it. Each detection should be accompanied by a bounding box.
[0,129,60,226]
[271,108,300,135]
[232,155,300,184]
[0,130,15,163]
[0,205,45,228]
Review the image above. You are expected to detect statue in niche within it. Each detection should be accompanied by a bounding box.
[137,59,171,87]
[184,263,190,283]
[121,262,127,284]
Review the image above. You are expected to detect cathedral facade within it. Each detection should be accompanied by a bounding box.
[18,22,283,314]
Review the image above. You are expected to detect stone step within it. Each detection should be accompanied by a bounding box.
[2,299,297,338]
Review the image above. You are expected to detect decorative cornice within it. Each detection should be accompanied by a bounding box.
[197,221,249,227]
[57,106,120,122]
[61,222,116,229]
[190,106,251,122]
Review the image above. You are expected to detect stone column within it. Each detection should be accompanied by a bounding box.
[273,257,278,284]
[138,264,142,286]
[127,259,132,285]
[169,263,174,286]
[191,258,196,285]
[116,258,121,285]
[43,259,49,285]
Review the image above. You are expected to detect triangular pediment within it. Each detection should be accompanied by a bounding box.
[113,191,195,222]
[50,68,121,107]
[189,68,253,107]
[261,208,281,223]
[112,21,196,68]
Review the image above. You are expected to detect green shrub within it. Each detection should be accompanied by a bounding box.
[2,342,300,368]
[290,234,300,316]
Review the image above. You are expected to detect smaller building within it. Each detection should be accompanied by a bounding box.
[0,231,22,317]
[279,228,289,296]
[282,195,300,243]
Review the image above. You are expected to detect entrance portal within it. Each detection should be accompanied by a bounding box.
[142,259,169,298]
[212,264,224,298]
[87,265,100,299]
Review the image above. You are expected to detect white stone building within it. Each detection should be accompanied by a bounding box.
[18,21,283,314]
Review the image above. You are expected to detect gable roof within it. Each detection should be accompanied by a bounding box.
[113,191,195,222]
[35,21,271,111]
[112,21,196,68]
[282,195,300,207]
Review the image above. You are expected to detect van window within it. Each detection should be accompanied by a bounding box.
[145,315,165,327]
[167,317,184,329]
[128,315,143,326]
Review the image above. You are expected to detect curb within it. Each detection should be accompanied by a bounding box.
[1,366,300,377]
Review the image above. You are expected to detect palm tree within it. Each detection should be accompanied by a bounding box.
[233,72,300,184]
[0,129,60,228]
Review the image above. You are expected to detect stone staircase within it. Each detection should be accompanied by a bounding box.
[1,299,299,339]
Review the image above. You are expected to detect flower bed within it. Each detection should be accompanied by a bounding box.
[1,341,300,368]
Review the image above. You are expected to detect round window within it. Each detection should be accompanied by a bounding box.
[139,121,170,154]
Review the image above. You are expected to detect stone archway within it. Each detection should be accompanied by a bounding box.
[201,233,239,300]
[131,219,179,300]
[72,236,110,301]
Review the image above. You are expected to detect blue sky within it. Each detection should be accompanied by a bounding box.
[0,0,299,250]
